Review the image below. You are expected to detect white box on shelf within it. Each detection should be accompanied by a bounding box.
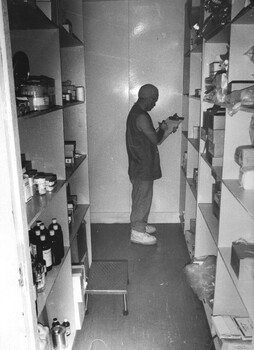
[72,265,87,330]
[239,167,254,190]
[208,140,224,157]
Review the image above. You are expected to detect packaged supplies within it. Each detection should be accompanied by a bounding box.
[234,145,254,167]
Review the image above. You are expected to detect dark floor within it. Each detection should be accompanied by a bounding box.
[73,223,213,350]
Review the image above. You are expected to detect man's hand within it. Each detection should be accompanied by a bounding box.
[159,120,168,131]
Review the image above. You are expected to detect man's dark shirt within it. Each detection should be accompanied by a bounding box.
[126,103,162,180]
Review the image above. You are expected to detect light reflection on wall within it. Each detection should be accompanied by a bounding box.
[133,22,145,37]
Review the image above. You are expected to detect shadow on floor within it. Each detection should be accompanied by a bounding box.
[73,223,214,350]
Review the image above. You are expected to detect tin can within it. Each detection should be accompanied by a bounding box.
[52,325,67,349]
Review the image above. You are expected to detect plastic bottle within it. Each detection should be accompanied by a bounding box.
[30,229,41,258]
[49,218,64,258]
[30,249,38,316]
[35,258,46,293]
[28,229,34,246]
[40,235,52,272]
[33,220,42,231]
[49,229,62,266]
[51,317,60,329]
[39,223,49,239]
[62,319,71,336]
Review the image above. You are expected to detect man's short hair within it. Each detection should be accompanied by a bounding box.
[138,84,159,99]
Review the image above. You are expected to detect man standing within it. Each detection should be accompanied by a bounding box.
[126,84,174,245]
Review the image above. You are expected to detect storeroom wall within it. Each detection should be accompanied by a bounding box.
[83,0,185,223]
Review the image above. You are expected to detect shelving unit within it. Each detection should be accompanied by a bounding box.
[181,0,254,348]
[2,0,91,348]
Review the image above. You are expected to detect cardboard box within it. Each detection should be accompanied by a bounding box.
[190,218,196,233]
[208,128,225,144]
[206,151,223,167]
[239,167,254,190]
[184,230,195,259]
[220,339,253,350]
[203,109,225,132]
[231,242,254,280]
[64,141,76,158]
[200,127,207,141]
[72,265,87,329]
[208,140,224,157]
[235,145,254,167]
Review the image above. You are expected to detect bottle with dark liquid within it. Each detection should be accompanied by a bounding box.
[49,218,64,258]
[49,229,62,266]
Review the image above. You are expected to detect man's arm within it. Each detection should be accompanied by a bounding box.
[137,114,167,145]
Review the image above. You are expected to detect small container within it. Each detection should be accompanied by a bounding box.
[76,86,84,101]
[62,319,71,336]
[52,318,60,329]
[52,325,67,349]
[35,260,46,293]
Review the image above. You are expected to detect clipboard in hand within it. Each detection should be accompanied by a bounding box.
[157,113,184,144]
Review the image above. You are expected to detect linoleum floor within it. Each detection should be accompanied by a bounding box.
[73,223,213,350]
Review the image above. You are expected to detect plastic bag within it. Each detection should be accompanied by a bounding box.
[244,45,254,63]
[225,85,254,116]
[38,323,50,350]
[183,255,216,308]
[249,114,254,145]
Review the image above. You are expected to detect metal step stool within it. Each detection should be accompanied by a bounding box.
[85,260,129,316]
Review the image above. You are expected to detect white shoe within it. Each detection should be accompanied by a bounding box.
[146,225,156,234]
[130,230,157,245]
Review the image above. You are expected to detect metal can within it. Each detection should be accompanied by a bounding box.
[52,325,67,349]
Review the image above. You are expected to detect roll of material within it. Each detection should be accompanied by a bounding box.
[52,325,67,349]
[76,86,84,101]
[239,166,254,189]
[235,145,254,167]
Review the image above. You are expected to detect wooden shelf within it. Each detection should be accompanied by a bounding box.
[65,154,87,181]
[205,23,231,44]
[187,177,197,200]
[199,203,219,246]
[181,2,254,347]
[60,26,84,48]
[18,106,63,120]
[219,247,254,321]
[231,4,254,24]
[37,246,70,316]
[182,130,188,139]
[188,137,199,152]
[26,180,66,227]
[69,204,90,244]
[8,2,57,30]
[223,180,254,220]
[63,101,84,109]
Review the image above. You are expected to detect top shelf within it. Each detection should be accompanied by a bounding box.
[231,4,254,24]
[8,2,57,30]
[189,4,254,47]
[8,2,84,48]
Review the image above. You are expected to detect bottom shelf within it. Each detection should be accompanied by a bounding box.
[213,336,253,350]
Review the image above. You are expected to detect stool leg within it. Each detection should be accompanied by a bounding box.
[123,294,128,316]
[85,294,89,315]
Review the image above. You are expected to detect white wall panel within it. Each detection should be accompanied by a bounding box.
[83,0,185,223]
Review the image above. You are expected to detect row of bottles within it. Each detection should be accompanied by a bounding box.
[51,318,71,349]
[29,218,64,293]
[52,317,71,336]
